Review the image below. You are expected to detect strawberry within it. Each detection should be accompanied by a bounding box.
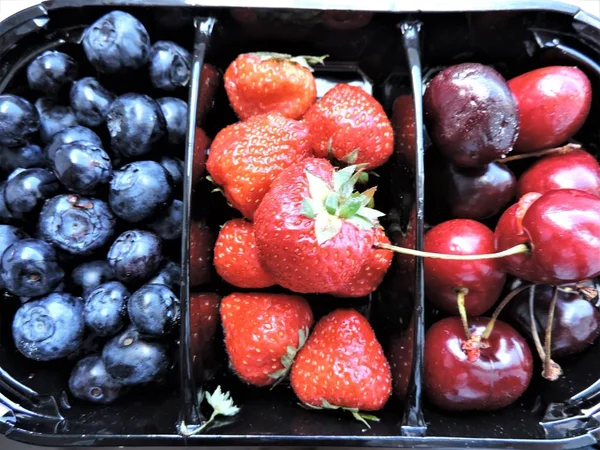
[214,219,275,289]
[224,52,323,120]
[254,158,385,293]
[190,292,220,381]
[190,220,215,287]
[388,320,414,401]
[291,309,391,420]
[206,113,311,219]
[197,63,221,126]
[303,84,394,170]
[220,292,313,387]
[391,94,417,169]
[193,127,211,186]
[330,228,392,298]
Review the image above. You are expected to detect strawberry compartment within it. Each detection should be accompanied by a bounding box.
[0,2,599,448]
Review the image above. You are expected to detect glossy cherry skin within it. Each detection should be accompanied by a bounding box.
[428,155,516,220]
[495,189,600,284]
[424,317,533,411]
[517,149,600,197]
[506,284,600,358]
[509,66,592,153]
[424,63,518,167]
[424,219,506,316]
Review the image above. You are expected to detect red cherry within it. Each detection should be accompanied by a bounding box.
[506,285,600,358]
[424,316,533,411]
[190,220,215,287]
[424,219,506,316]
[509,66,592,153]
[517,148,600,197]
[391,94,417,169]
[190,292,221,380]
[193,127,211,186]
[495,189,600,284]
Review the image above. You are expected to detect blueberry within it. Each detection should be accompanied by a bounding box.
[102,326,169,385]
[69,77,116,127]
[0,182,13,223]
[106,94,166,158]
[71,260,115,297]
[157,97,188,146]
[82,11,150,74]
[127,284,180,336]
[147,199,182,241]
[38,195,116,255]
[0,143,45,174]
[148,260,181,291]
[109,161,173,223]
[107,230,162,284]
[69,355,122,404]
[12,292,83,361]
[4,168,60,219]
[35,98,79,143]
[52,142,112,194]
[84,281,129,337]
[1,238,64,297]
[27,51,79,95]
[0,225,29,290]
[0,95,40,147]
[149,41,191,91]
[158,155,184,189]
[45,126,103,163]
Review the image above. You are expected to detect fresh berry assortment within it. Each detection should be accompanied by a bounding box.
[0,10,199,408]
[0,7,599,437]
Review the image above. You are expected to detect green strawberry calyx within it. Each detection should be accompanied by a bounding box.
[301,165,385,244]
[253,52,328,71]
[179,386,240,436]
[301,399,380,429]
[268,326,310,387]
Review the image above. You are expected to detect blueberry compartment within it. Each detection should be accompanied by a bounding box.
[0,1,599,448]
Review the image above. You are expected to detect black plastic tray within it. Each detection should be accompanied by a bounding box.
[0,1,599,448]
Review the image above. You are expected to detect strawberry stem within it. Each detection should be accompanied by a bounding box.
[497,143,580,163]
[377,242,529,261]
[456,288,471,339]
[482,283,534,340]
[301,399,379,429]
[542,286,563,381]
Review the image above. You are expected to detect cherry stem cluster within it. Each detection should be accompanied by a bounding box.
[481,283,534,340]
[376,243,529,260]
[497,143,580,164]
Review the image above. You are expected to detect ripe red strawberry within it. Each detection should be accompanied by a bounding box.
[331,228,392,298]
[190,220,215,287]
[214,219,275,289]
[193,127,211,186]
[225,53,323,121]
[291,309,391,415]
[220,292,313,387]
[254,158,384,293]
[197,64,221,126]
[190,293,221,381]
[206,113,311,219]
[303,84,394,169]
[391,94,417,169]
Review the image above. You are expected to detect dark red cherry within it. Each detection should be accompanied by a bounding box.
[509,66,592,153]
[428,155,516,220]
[424,63,518,167]
[495,189,600,284]
[518,148,600,197]
[424,219,506,316]
[506,285,600,358]
[388,321,414,401]
[424,316,533,411]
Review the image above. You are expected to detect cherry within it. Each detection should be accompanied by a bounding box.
[427,153,516,220]
[424,316,533,411]
[517,148,600,197]
[508,66,592,153]
[506,284,600,358]
[495,189,600,284]
[190,292,221,381]
[424,63,518,167]
[424,219,506,316]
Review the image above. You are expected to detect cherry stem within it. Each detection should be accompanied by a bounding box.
[482,284,534,340]
[456,288,470,339]
[542,286,563,381]
[528,285,546,360]
[376,243,529,261]
[497,143,580,164]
